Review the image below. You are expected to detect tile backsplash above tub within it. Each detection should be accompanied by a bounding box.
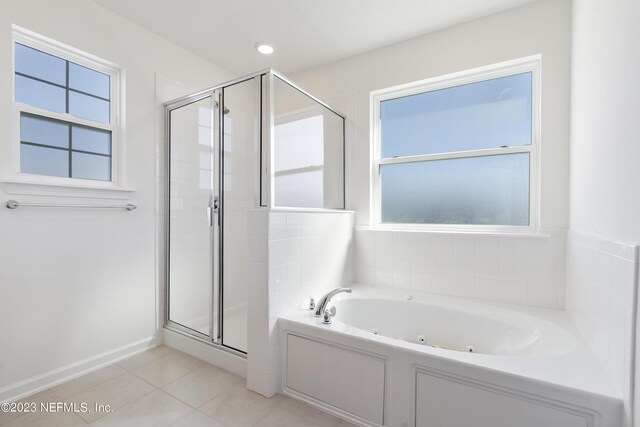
[566,230,638,415]
[355,228,567,309]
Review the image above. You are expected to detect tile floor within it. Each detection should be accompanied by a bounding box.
[0,346,356,427]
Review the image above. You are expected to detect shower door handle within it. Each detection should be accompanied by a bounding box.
[207,196,219,227]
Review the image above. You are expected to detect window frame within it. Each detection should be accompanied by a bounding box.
[10,25,124,189]
[370,55,541,234]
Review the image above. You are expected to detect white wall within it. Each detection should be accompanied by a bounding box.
[0,0,232,401]
[569,0,640,425]
[570,0,640,244]
[292,0,571,308]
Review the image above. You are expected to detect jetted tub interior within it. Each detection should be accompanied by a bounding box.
[332,297,577,357]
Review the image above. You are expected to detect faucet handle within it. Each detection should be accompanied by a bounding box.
[308,297,316,310]
[327,306,336,317]
[322,309,333,324]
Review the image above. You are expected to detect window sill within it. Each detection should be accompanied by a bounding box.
[1,179,135,200]
[360,225,552,238]
[270,206,354,214]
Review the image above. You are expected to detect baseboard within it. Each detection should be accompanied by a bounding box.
[162,327,247,378]
[0,336,158,403]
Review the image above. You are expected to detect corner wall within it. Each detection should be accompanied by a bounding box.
[569,1,640,426]
[246,209,354,397]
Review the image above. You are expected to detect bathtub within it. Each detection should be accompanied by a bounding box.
[278,285,623,427]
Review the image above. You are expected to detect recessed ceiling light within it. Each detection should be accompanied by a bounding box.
[255,43,274,55]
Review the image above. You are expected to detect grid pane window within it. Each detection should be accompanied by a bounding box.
[19,114,112,181]
[14,41,114,181]
[376,64,536,228]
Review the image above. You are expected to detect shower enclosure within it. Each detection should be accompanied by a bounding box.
[164,70,345,354]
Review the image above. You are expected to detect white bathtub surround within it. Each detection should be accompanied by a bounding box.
[279,285,622,427]
[247,210,354,398]
[355,228,566,309]
[566,230,639,426]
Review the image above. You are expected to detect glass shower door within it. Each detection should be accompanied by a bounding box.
[167,94,218,340]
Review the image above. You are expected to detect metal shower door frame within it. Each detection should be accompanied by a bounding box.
[163,69,346,357]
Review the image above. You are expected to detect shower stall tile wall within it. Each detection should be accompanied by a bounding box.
[566,230,638,426]
[355,229,566,309]
[247,210,354,397]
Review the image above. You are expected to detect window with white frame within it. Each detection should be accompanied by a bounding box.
[371,56,540,231]
[13,27,121,183]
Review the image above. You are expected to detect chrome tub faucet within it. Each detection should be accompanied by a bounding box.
[314,287,352,318]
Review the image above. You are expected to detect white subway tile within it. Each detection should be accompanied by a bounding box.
[286,238,301,263]
[432,234,453,274]
[476,236,502,280]
[392,270,412,290]
[412,233,433,273]
[268,263,286,291]
[300,258,316,283]
[452,235,476,278]
[527,285,557,309]
[356,229,375,250]
[356,247,375,269]
[393,232,413,272]
[500,283,527,305]
[375,231,393,269]
[299,236,314,260]
[610,255,635,308]
[286,213,304,239]
[595,250,613,293]
[452,275,476,298]
[476,278,501,301]
[375,268,393,287]
[431,273,453,295]
[412,272,432,293]
[501,237,528,283]
[285,286,303,312]
[356,265,376,285]
[268,239,286,266]
[268,212,287,240]
[286,261,301,289]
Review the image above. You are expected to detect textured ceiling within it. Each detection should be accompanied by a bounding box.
[91,0,537,75]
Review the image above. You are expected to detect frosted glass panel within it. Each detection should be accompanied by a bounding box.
[380,153,529,226]
[272,76,344,209]
[15,43,66,85]
[275,170,324,208]
[381,73,531,158]
[71,152,111,181]
[21,114,69,149]
[72,126,111,155]
[69,63,110,99]
[69,91,110,123]
[21,144,68,177]
[15,75,66,113]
